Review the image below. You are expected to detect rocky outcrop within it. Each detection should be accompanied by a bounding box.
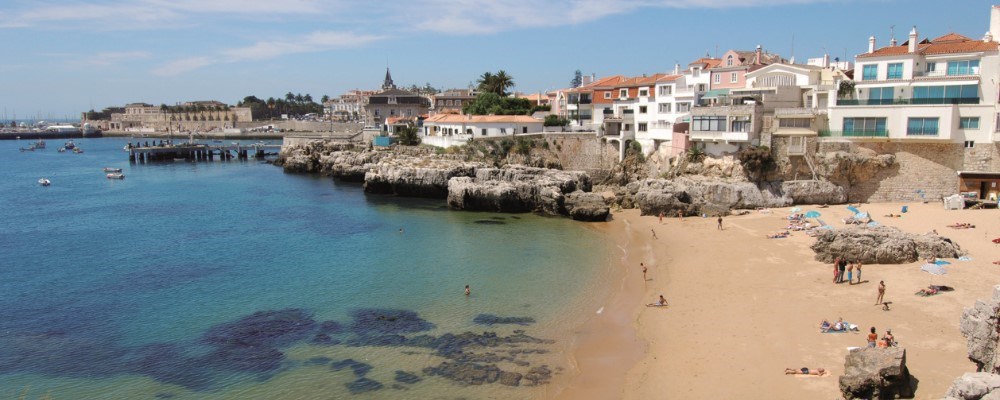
[626,177,846,216]
[811,226,964,264]
[816,151,897,187]
[946,373,1000,400]
[275,141,357,173]
[564,191,610,222]
[960,286,1000,374]
[320,151,388,182]
[839,347,914,399]
[364,157,483,198]
[447,166,592,216]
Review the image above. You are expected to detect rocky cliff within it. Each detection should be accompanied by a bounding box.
[624,177,846,216]
[447,166,606,220]
[810,226,964,264]
[945,286,1000,400]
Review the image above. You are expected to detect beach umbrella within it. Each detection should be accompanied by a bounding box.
[847,206,860,214]
[804,210,821,218]
[854,212,869,219]
[790,207,802,213]
[934,259,951,265]
[921,263,948,285]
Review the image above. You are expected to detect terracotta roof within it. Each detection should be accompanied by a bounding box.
[655,74,682,83]
[517,93,547,102]
[858,33,999,58]
[567,75,626,92]
[424,114,541,124]
[613,74,671,88]
[689,57,722,68]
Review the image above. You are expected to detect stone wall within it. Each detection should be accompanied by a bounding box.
[963,142,1000,172]
[541,135,619,181]
[814,141,964,202]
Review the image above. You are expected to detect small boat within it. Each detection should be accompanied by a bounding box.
[58,147,66,153]
[73,148,84,154]
[103,167,122,173]
[64,140,76,150]
[35,139,45,149]
[106,173,125,180]
[38,178,51,186]
[20,146,35,152]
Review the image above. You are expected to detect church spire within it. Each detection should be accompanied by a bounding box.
[382,67,395,90]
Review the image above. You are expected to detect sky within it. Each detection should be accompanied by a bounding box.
[0,0,994,120]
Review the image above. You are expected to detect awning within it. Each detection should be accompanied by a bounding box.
[701,89,730,98]
[957,171,1000,179]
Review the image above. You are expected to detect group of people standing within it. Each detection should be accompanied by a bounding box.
[832,256,863,284]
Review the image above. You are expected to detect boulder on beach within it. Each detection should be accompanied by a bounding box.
[627,177,845,216]
[811,226,963,264]
[839,347,914,399]
[959,286,1000,374]
[446,166,592,215]
[564,191,610,222]
[945,372,1000,400]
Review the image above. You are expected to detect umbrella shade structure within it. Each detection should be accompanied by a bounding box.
[934,260,951,265]
[921,263,948,285]
[804,211,821,218]
[847,206,861,214]
[855,212,869,219]
[791,207,803,213]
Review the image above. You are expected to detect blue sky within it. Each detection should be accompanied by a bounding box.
[0,0,993,119]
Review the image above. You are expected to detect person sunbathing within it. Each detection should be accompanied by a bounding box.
[884,213,901,218]
[768,231,790,239]
[947,222,975,229]
[915,287,939,296]
[785,367,827,376]
[646,295,668,307]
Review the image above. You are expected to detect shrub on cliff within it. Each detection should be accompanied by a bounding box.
[543,115,569,127]
[396,125,421,146]
[737,145,775,182]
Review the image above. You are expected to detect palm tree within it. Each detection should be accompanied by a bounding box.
[477,72,496,94]
[494,70,514,96]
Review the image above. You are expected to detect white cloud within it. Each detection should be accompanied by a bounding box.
[152,31,383,76]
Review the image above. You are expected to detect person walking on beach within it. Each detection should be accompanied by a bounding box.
[658,212,664,224]
[846,262,854,285]
[717,215,723,230]
[855,261,863,284]
[465,285,471,296]
[833,257,842,283]
[876,281,886,305]
[651,229,658,239]
[677,210,684,221]
[838,257,847,283]
[641,263,648,281]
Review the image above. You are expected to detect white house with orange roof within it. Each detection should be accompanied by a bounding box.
[421,114,544,147]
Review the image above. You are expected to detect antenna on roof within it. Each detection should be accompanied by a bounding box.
[790,33,795,63]
[890,25,895,41]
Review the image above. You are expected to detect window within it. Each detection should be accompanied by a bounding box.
[726,55,734,67]
[466,128,472,135]
[912,84,979,103]
[730,72,738,83]
[500,128,506,134]
[907,117,939,135]
[390,109,396,115]
[639,89,649,97]
[692,116,726,131]
[619,89,628,98]
[862,64,878,81]
[639,106,647,114]
[714,74,720,84]
[522,127,528,133]
[659,86,672,96]
[446,100,453,106]
[965,140,975,148]
[960,117,980,129]
[946,60,980,76]
[677,103,690,112]
[778,118,811,128]
[843,117,887,134]
[731,117,751,132]
[481,128,487,136]
[887,63,903,79]
[868,87,894,104]
[926,63,936,73]
[638,123,648,132]
[658,103,672,113]
[604,92,611,99]
[624,124,631,131]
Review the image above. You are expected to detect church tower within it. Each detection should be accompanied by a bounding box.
[382,67,395,90]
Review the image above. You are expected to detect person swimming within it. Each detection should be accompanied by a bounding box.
[464,285,470,296]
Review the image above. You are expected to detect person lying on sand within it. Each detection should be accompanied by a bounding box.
[784,367,827,376]
[768,231,790,239]
[884,213,901,218]
[915,287,940,296]
[646,295,668,307]
[821,318,846,332]
[993,260,1000,265]
[947,222,976,229]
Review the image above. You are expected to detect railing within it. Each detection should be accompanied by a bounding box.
[836,98,980,106]
[689,131,751,141]
[913,70,979,78]
[818,130,889,138]
[905,130,939,137]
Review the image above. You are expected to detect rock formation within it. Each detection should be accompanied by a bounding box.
[945,286,1000,400]
[364,157,483,198]
[811,226,964,264]
[839,347,914,399]
[627,177,845,216]
[447,166,604,220]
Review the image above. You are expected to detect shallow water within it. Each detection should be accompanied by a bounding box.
[0,137,614,399]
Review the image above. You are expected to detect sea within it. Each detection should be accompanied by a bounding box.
[0,137,616,399]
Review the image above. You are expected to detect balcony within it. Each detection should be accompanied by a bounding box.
[775,107,828,117]
[913,70,979,79]
[689,130,751,142]
[835,98,980,106]
[818,130,889,138]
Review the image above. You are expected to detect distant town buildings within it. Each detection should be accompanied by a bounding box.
[86,101,252,132]
[362,68,431,127]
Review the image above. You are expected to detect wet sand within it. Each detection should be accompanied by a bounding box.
[558,202,1000,399]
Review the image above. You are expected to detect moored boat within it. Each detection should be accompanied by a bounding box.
[106,173,125,180]
[38,178,51,186]
[35,139,45,149]
[58,147,66,152]
[64,140,76,150]
[73,148,84,154]
[103,167,122,173]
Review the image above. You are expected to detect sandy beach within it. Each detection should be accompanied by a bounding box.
[557,202,1000,399]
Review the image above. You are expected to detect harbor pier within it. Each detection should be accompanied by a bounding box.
[128,142,281,163]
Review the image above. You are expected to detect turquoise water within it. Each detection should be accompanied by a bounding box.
[0,138,614,399]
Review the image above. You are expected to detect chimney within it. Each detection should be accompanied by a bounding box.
[992,5,1000,43]
[868,36,876,53]
[986,31,994,43]
[755,45,763,65]
[673,63,680,75]
[889,37,898,47]
[823,54,830,68]
[908,26,918,53]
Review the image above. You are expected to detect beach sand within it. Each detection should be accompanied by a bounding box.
[557,202,1000,399]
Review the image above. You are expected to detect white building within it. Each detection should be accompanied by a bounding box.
[421,114,544,147]
[828,24,999,144]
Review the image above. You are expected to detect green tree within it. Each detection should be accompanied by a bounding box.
[476,72,496,94]
[395,125,421,146]
[570,70,582,88]
[462,92,533,115]
[321,95,330,103]
[494,70,514,96]
[543,115,569,126]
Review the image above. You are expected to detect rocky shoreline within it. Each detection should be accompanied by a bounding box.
[274,140,855,222]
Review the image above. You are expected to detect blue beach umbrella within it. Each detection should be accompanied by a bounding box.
[804,210,821,218]
[854,212,869,219]
[847,206,860,214]
[934,259,951,265]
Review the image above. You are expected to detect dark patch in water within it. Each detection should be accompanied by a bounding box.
[200,345,285,373]
[346,377,384,394]
[310,333,342,345]
[395,370,422,384]
[318,320,343,334]
[349,309,434,336]
[330,358,373,377]
[126,343,213,391]
[473,314,536,326]
[101,263,230,293]
[510,216,521,220]
[473,220,505,225]
[202,309,317,348]
[490,216,506,220]
[305,356,332,365]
